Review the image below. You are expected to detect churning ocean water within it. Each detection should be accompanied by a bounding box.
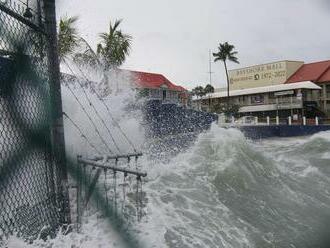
[6,125,330,248]
[139,127,330,248]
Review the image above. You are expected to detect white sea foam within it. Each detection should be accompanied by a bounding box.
[6,75,330,247]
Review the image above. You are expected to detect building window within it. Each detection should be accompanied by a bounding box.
[251,94,264,104]
[326,84,330,91]
[326,85,330,99]
[243,95,249,104]
[238,96,244,104]
[162,90,167,100]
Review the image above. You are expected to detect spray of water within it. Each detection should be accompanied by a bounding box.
[5,71,330,247]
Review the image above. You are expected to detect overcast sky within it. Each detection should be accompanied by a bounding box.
[57,0,330,90]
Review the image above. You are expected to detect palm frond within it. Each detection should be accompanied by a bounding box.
[58,15,80,61]
[97,19,132,69]
[213,41,239,64]
[113,19,123,32]
[228,55,239,64]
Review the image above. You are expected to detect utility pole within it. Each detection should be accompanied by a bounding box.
[43,0,71,225]
[208,50,214,86]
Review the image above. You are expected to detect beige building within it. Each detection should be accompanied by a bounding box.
[229,60,303,90]
[195,82,321,119]
[193,59,330,121]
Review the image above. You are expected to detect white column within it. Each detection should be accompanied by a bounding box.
[231,116,235,124]
[255,116,258,125]
[288,116,292,125]
[266,116,270,126]
[276,116,279,125]
[303,116,306,125]
[315,116,319,126]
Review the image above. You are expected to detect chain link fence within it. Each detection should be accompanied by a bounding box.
[0,0,68,241]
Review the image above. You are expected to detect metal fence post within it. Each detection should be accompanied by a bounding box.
[76,155,82,231]
[43,0,71,225]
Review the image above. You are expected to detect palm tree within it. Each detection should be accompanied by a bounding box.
[192,86,205,98]
[58,17,132,69]
[58,16,80,61]
[58,17,132,95]
[191,86,205,111]
[204,84,214,109]
[204,84,214,94]
[213,42,239,114]
[96,19,132,70]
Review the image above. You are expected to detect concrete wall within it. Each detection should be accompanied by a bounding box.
[286,61,304,80]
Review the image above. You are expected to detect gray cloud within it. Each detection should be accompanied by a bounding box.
[57,0,330,89]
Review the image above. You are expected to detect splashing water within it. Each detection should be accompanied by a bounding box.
[6,124,330,247]
[5,77,330,247]
[134,127,330,248]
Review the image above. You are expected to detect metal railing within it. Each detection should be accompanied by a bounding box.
[75,153,147,231]
[218,116,325,127]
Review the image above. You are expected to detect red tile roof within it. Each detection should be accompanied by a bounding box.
[286,60,330,83]
[128,70,186,91]
[317,66,330,83]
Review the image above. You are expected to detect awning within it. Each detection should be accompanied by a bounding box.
[195,81,321,100]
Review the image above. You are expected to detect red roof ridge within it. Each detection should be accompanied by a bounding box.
[118,69,186,91]
[286,60,330,84]
[123,69,165,77]
[285,64,304,83]
[315,64,330,82]
[302,59,330,65]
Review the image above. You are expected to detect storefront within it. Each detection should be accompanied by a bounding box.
[195,81,321,118]
[194,59,330,120]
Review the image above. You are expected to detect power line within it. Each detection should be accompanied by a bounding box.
[70,63,138,152]
[64,80,114,155]
[63,60,121,154]
[63,112,101,155]
[67,61,138,153]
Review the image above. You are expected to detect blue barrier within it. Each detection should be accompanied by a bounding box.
[239,125,330,139]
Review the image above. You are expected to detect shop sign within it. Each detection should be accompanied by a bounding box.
[229,61,287,85]
[274,90,294,96]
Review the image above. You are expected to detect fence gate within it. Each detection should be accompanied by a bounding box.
[0,0,69,241]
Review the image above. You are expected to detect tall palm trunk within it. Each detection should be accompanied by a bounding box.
[223,60,230,114]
